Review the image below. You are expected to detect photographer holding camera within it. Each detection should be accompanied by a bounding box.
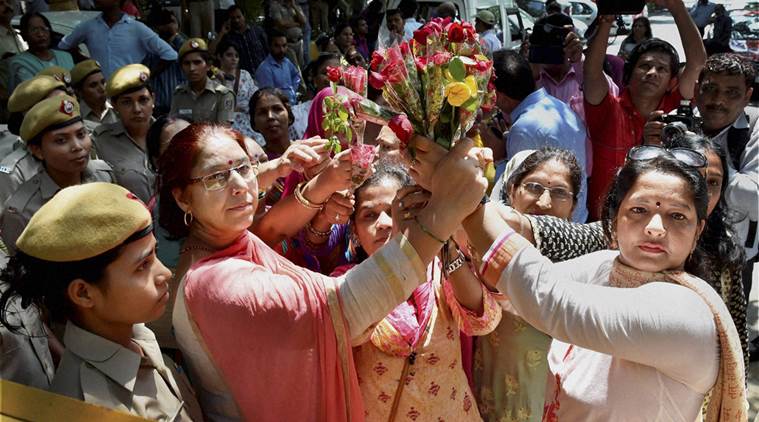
[582,0,706,220]
[645,53,758,309]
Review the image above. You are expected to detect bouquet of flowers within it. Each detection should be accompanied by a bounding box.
[322,65,377,187]
[363,17,496,150]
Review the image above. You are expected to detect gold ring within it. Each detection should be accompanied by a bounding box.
[403,211,412,220]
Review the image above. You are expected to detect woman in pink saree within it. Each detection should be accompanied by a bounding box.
[157,123,490,421]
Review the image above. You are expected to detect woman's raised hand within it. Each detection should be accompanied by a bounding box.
[427,138,491,225]
[276,137,327,177]
[391,186,430,238]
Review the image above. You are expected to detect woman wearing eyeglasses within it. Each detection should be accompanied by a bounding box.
[497,135,751,378]
[8,12,74,92]
[457,140,746,420]
[158,124,489,421]
[474,147,582,422]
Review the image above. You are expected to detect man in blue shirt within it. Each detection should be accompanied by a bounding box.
[57,0,177,79]
[492,49,588,222]
[689,0,716,37]
[255,30,301,105]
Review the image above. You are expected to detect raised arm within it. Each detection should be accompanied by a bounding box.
[663,0,706,99]
[583,16,615,105]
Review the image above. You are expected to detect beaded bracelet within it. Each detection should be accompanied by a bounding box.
[306,222,332,237]
[294,182,324,210]
[413,216,446,244]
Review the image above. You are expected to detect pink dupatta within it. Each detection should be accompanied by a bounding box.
[183,232,364,421]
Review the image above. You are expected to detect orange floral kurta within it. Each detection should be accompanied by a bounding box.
[353,264,501,422]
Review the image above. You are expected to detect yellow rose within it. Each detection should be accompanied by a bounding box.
[445,81,472,107]
[464,75,478,95]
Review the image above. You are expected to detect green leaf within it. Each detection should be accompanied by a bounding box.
[462,97,478,113]
[338,107,349,121]
[448,57,466,81]
[440,113,451,123]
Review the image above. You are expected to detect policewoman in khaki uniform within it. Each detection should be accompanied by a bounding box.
[70,59,118,130]
[92,64,156,203]
[170,38,235,124]
[0,95,114,253]
[0,182,203,421]
[0,75,69,207]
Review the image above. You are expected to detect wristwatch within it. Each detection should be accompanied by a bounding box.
[445,249,466,275]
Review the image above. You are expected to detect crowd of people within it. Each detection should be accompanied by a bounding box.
[0,0,757,421]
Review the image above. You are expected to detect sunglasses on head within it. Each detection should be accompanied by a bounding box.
[626,145,707,168]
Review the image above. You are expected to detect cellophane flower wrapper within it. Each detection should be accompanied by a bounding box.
[350,143,377,188]
[367,17,495,150]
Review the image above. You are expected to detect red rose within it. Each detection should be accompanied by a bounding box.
[370,51,384,71]
[413,27,431,45]
[447,22,465,43]
[381,61,407,84]
[399,41,410,56]
[415,56,428,72]
[461,22,477,41]
[326,66,342,83]
[388,114,413,149]
[369,71,385,90]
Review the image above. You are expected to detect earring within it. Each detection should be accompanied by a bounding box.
[184,211,193,226]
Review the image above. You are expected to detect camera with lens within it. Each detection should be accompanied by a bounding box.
[658,100,702,143]
[529,13,573,65]
[597,0,646,15]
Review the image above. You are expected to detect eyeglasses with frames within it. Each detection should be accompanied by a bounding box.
[189,161,258,191]
[626,145,707,168]
[520,182,574,202]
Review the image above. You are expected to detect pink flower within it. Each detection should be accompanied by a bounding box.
[381,61,407,84]
[474,60,492,72]
[415,56,428,71]
[399,41,411,56]
[388,114,413,149]
[369,71,385,89]
[431,51,452,66]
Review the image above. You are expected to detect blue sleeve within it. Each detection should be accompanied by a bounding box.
[506,124,539,160]
[290,61,301,88]
[58,20,88,50]
[255,63,273,88]
[138,22,177,60]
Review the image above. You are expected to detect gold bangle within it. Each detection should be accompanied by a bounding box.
[414,216,446,244]
[294,182,324,210]
[306,222,331,237]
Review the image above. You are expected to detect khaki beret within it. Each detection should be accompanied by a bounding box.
[106,64,150,99]
[70,59,102,87]
[20,95,81,142]
[8,75,67,113]
[36,66,72,85]
[179,38,208,60]
[17,182,152,262]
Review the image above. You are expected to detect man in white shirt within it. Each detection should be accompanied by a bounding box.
[399,0,421,41]
[475,10,501,58]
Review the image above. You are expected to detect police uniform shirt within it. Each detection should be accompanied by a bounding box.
[0,159,113,252]
[0,281,55,391]
[169,77,235,124]
[92,121,155,203]
[0,147,43,214]
[80,100,119,127]
[52,322,203,422]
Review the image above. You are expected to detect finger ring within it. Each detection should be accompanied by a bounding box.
[410,158,418,166]
[403,211,412,220]
[335,214,341,222]
[398,200,404,209]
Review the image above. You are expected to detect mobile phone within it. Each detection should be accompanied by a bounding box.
[597,0,646,15]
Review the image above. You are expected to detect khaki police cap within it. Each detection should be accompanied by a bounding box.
[16,182,152,262]
[70,59,103,87]
[106,64,151,99]
[20,95,81,142]
[475,10,496,26]
[179,38,208,60]
[8,75,67,113]
[36,66,72,85]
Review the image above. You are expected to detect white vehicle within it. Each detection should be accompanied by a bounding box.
[379,0,528,51]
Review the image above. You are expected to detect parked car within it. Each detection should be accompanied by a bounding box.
[729,13,759,100]
[11,11,99,56]
[516,0,590,35]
